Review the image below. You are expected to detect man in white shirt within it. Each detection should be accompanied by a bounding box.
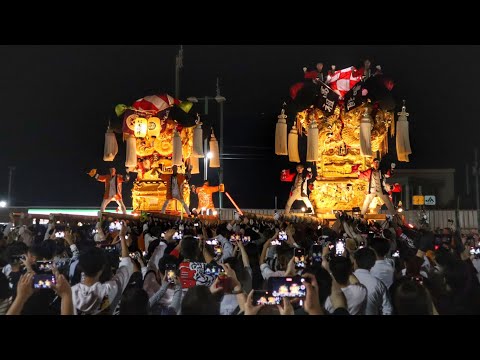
[353,247,393,315]
[71,226,133,315]
[284,164,313,215]
[358,158,395,215]
[324,256,367,315]
[160,165,191,215]
[88,167,130,214]
[370,237,395,289]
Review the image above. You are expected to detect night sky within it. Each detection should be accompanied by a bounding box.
[0,45,477,209]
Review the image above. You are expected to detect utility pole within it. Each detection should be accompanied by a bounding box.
[473,148,480,230]
[466,162,470,196]
[175,45,183,99]
[7,166,15,207]
[216,77,224,209]
[204,98,209,182]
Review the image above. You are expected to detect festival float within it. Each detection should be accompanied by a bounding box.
[103,94,218,214]
[276,61,412,217]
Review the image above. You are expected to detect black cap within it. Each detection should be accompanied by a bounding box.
[373,158,380,162]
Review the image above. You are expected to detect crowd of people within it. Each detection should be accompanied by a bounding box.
[1,210,480,315]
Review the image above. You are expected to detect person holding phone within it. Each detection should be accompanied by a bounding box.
[323,256,367,315]
[71,222,134,315]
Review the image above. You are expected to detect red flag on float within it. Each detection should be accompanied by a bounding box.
[391,183,402,193]
[280,169,296,182]
[326,66,364,99]
[351,164,360,173]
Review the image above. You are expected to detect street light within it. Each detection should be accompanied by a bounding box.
[204,152,213,181]
[187,78,226,208]
[0,200,6,208]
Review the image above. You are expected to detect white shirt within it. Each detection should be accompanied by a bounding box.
[2,264,11,277]
[72,257,134,315]
[472,259,480,284]
[172,175,180,198]
[260,263,285,280]
[324,284,367,315]
[220,294,239,315]
[370,170,383,194]
[370,259,395,289]
[354,269,393,315]
[292,174,303,192]
[108,176,117,198]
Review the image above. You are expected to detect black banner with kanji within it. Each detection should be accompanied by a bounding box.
[317,82,339,116]
[344,82,363,112]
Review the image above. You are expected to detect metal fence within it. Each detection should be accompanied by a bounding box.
[2,207,478,232]
[218,208,480,231]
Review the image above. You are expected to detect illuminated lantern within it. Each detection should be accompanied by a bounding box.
[189,154,200,174]
[288,126,300,163]
[193,121,204,158]
[396,101,412,162]
[306,120,319,162]
[103,127,118,162]
[134,117,148,138]
[209,131,220,168]
[360,108,372,157]
[275,109,288,155]
[125,134,137,168]
[172,130,183,166]
[147,117,160,138]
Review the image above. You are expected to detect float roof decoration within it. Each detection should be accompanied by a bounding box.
[132,94,180,113]
[326,66,363,99]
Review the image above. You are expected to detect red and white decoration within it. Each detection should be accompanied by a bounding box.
[326,66,363,99]
[132,94,180,113]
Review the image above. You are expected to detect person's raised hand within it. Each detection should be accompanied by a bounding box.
[244,290,264,315]
[119,221,127,237]
[322,242,332,257]
[136,252,145,267]
[285,257,296,276]
[220,263,238,282]
[302,273,323,315]
[64,229,74,246]
[52,273,72,299]
[277,297,294,315]
[209,277,224,295]
[330,277,347,311]
[16,273,35,301]
[21,257,34,274]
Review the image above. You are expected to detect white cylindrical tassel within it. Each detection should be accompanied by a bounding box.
[288,126,300,163]
[360,109,373,157]
[193,123,204,158]
[190,155,200,174]
[275,109,288,155]
[396,103,412,162]
[306,121,319,162]
[125,134,137,168]
[172,130,183,166]
[209,132,220,168]
[103,128,118,162]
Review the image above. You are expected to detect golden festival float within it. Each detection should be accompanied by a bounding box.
[276,61,412,217]
[103,94,218,214]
